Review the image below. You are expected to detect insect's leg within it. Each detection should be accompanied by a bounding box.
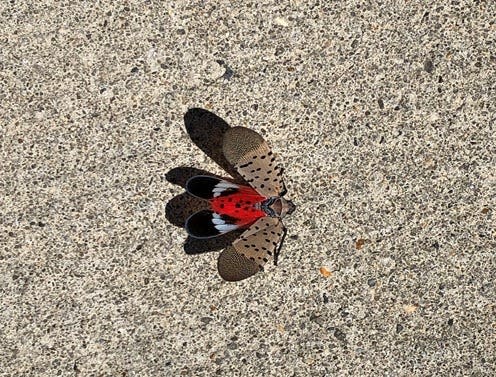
[279,167,288,196]
[273,224,287,266]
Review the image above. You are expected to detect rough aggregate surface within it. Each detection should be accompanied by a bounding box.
[1,1,495,376]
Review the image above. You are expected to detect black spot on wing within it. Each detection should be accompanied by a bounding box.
[186,175,239,199]
[185,210,240,239]
[186,176,221,199]
[185,210,221,239]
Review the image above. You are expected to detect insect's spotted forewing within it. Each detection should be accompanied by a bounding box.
[233,217,284,266]
[217,246,260,282]
[223,127,285,197]
[217,217,285,281]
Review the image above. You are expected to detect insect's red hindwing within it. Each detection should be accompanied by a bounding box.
[210,186,266,228]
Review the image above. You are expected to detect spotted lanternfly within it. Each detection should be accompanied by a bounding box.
[184,126,296,281]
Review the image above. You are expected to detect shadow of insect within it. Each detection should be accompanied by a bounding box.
[165,109,243,254]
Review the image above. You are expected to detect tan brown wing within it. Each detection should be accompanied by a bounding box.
[223,127,284,197]
[217,246,260,281]
[217,217,284,281]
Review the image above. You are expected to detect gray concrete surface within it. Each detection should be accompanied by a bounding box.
[1,1,495,376]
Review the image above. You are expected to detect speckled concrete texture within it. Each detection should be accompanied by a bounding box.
[1,1,495,376]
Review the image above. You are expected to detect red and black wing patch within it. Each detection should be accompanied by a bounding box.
[223,127,285,197]
[185,175,267,238]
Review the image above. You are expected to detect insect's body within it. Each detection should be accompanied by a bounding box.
[181,126,296,281]
[211,186,295,224]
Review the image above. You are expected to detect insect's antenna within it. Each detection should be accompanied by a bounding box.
[273,223,287,266]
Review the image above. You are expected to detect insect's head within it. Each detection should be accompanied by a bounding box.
[262,197,296,218]
[285,199,296,216]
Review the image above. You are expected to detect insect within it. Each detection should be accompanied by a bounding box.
[184,126,296,281]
